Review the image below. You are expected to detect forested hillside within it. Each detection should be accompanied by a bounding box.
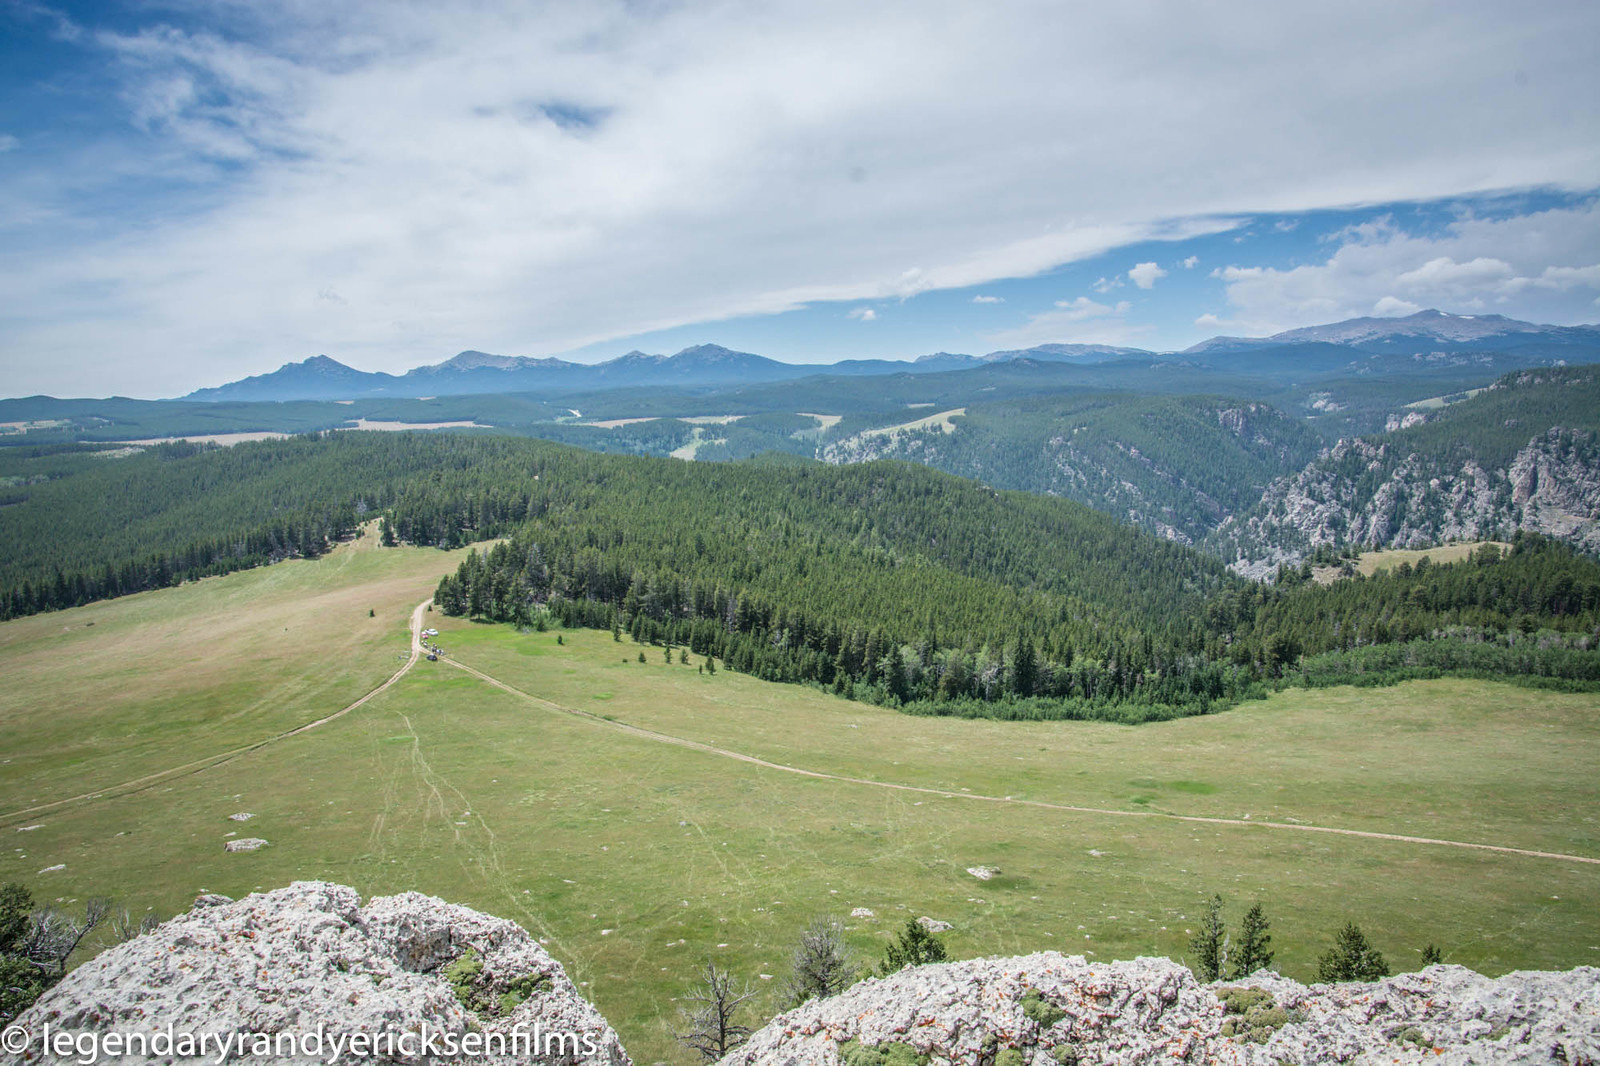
[0,435,517,616]
[818,394,1322,544]
[4,432,1597,723]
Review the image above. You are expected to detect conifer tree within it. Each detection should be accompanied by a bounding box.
[1229,903,1273,978]
[1316,923,1389,982]
[1189,895,1227,982]
[880,918,947,974]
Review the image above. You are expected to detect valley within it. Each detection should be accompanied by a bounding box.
[0,539,1596,1063]
[1,310,1598,1063]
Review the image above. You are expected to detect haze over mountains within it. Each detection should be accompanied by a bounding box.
[179,310,1600,403]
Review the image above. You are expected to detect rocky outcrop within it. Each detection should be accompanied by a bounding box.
[1216,428,1600,577]
[2,882,629,1065]
[720,953,1599,1065]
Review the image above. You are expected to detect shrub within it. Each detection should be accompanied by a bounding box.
[839,1039,927,1066]
[1216,987,1288,1043]
[444,948,548,1017]
[1020,988,1066,1028]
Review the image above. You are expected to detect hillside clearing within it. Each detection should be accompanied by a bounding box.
[1311,541,1510,583]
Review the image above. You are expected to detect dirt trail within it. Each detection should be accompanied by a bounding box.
[439,655,1600,868]
[9,601,1599,870]
[0,601,432,825]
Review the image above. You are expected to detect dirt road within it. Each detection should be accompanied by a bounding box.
[0,600,432,824]
[439,652,1600,867]
[8,600,1597,870]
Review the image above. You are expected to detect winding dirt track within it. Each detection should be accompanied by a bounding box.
[0,601,432,825]
[6,598,1599,869]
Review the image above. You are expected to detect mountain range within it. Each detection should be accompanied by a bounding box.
[182,310,1600,403]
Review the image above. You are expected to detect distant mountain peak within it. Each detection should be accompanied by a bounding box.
[302,354,355,371]
[668,343,762,363]
[180,353,386,401]
[439,350,518,370]
[983,342,1153,365]
[1267,309,1547,344]
[1187,309,1600,355]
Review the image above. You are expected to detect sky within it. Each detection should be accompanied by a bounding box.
[2,1,1599,398]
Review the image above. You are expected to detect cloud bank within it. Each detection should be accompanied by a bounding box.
[1,0,1598,394]
[1211,202,1600,334]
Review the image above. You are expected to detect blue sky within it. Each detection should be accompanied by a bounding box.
[3,2,1599,396]
[565,191,1600,363]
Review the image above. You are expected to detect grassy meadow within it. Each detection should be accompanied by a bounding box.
[1,540,1596,1064]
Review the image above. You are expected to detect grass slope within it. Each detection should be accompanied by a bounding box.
[0,545,1595,1065]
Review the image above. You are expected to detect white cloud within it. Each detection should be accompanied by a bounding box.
[1091,275,1123,294]
[1393,256,1516,294]
[1211,202,1600,334]
[1128,261,1167,289]
[986,295,1145,348]
[1520,264,1600,292]
[971,294,1003,303]
[0,134,17,152]
[1372,296,1422,316]
[1052,296,1115,320]
[1181,256,1198,269]
[847,307,877,321]
[1,0,1599,392]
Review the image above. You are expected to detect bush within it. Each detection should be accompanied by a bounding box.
[839,1039,927,1066]
[1021,988,1066,1028]
[444,948,548,1017]
[1216,987,1288,1043]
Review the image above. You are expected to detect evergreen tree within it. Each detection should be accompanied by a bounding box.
[784,917,856,1007]
[1316,923,1389,982]
[880,918,948,974]
[1420,943,1443,967]
[1189,895,1227,982]
[1229,903,1273,978]
[1010,632,1038,696]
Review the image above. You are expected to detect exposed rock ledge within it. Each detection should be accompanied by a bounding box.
[719,953,1599,1065]
[3,881,630,1065]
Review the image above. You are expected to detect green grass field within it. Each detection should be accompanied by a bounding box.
[1,540,1597,1064]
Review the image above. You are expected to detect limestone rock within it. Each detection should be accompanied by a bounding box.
[717,953,1599,1065]
[3,881,630,1066]
[223,837,268,852]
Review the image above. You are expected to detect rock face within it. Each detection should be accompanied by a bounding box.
[3,882,629,1066]
[1216,428,1600,577]
[718,953,1599,1066]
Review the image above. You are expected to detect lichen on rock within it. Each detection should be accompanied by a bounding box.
[717,953,1600,1065]
[2,881,629,1065]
